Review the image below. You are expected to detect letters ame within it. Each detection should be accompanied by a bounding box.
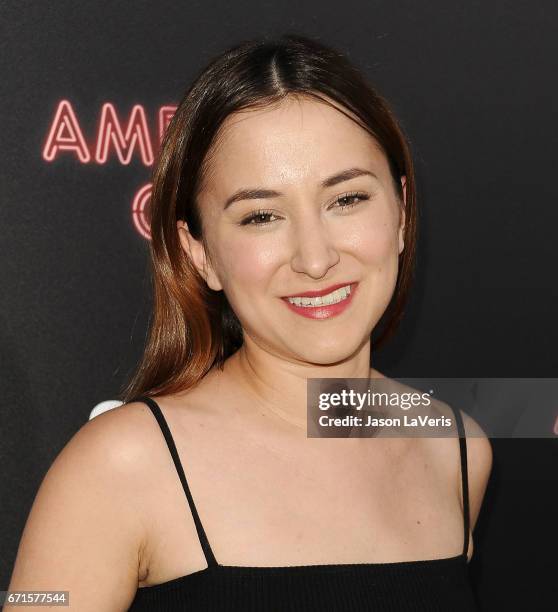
[42,100,177,165]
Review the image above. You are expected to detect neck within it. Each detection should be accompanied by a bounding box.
[222,336,380,431]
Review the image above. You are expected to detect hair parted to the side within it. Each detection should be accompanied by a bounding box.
[118,32,418,403]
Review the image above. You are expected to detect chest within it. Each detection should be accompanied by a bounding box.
[140,429,464,586]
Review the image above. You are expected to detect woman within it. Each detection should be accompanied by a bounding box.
[7,34,492,611]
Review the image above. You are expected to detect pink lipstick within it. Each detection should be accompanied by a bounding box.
[280,282,358,320]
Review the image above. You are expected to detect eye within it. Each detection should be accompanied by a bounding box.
[239,191,371,227]
[239,209,278,226]
[330,191,370,212]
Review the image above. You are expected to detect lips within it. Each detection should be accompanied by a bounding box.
[281,281,357,299]
[280,282,358,320]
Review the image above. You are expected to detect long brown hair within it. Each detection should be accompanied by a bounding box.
[118,33,418,403]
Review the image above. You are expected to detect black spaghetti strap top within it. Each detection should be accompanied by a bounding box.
[127,396,478,611]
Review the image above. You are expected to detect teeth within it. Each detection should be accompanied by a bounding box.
[287,285,352,307]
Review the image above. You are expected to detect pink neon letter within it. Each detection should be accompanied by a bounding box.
[43,100,91,163]
[95,103,154,166]
[159,106,177,144]
[132,183,152,239]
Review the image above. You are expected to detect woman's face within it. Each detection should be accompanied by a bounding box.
[178,95,406,364]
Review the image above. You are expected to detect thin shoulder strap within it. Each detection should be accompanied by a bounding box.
[131,396,218,568]
[451,404,470,558]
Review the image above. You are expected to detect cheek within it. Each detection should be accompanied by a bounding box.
[345,213,399,267]
[346,209,401,311]
[215,234,281,298]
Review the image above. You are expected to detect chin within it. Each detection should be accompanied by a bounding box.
[295,339,365,366]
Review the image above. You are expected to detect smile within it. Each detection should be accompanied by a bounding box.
[280,282,358,320]
[286,284,352,307]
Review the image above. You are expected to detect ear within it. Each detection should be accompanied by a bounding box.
[176,220,223,291]
[398,175,406,255]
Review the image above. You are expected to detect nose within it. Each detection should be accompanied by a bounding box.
[290,215,340,279]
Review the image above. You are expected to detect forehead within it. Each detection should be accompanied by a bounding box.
[199,96,389,197]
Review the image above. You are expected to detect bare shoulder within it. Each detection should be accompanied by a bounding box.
[56,399,169,485]
[459,408,493,528]
[413,399,492,563]
[370,370,493,523]
[428,400,492,527]
[6,401,160,611]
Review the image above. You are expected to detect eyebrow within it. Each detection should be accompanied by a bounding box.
[223,167,379,210]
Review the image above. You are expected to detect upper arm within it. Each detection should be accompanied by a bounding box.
[460,409,493,531]
[6,403,152,611]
